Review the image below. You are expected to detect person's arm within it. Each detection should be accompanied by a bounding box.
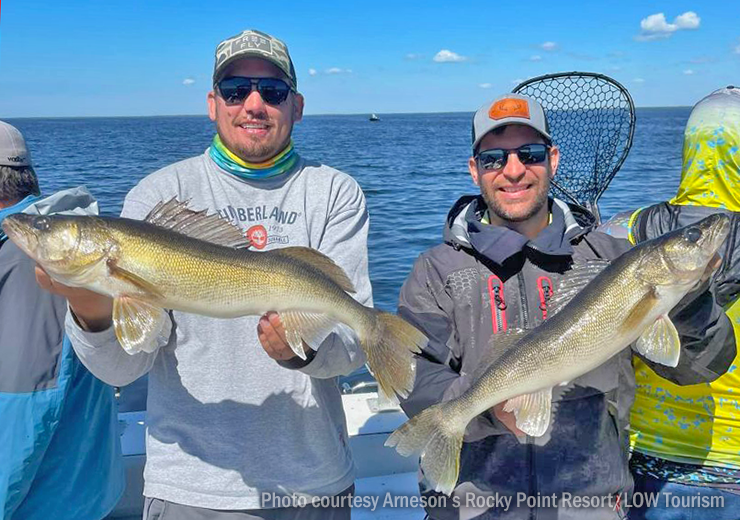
[264,177,371,378]
[641,276,736,385]
[397,255,512,439]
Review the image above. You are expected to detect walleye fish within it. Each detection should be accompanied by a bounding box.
[2,199,426,398]
[386,213,730,494]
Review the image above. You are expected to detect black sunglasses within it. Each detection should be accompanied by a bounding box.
[217,76,293,106]
[476,143,550,171]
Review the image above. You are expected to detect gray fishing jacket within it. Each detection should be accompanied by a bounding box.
[398,195,735,520]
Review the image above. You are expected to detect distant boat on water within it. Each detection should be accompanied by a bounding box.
[369,113,380,121]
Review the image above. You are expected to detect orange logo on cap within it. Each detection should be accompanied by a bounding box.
[488,98,530,120]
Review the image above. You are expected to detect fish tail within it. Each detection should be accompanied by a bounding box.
[361,310,426,399]
[385,404,464,496]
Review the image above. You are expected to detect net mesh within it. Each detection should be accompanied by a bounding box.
[514,73,635,220]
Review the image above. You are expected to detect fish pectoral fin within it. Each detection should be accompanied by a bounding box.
[113,296,168,354]
[503,387,553,437]
[272,247,356,294]
[279,311,338,360]
[107,260,165,300]
[633,314,681,367]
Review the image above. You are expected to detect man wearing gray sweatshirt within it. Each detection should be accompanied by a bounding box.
[36,29,371,520]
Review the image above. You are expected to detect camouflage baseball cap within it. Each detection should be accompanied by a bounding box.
[213,29,297,90]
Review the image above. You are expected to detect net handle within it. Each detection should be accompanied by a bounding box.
[513,71,636,218]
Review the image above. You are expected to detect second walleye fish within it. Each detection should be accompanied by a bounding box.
[386,213,730,494]
[2,199,426,398]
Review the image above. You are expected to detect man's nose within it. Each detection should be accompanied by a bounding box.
[242,89,268,114]
[502,151,526,180]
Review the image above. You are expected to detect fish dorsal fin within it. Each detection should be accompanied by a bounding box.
[144,198,251,249]
[503,387,553,437]
[548,260,611,316]
[272,246,356,294]
[634,314,681,367]
[471,328,528,381]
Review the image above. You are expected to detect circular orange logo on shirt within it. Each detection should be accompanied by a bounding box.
[247,225,267,249]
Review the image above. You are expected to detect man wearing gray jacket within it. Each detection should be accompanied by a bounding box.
[37,30,370,519]
[397,94,735,519]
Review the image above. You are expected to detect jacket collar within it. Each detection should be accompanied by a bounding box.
[444,195,594,265]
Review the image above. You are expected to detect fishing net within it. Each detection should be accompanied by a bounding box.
[513,72,636,223]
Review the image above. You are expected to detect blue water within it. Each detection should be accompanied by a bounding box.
[7,108,690,311]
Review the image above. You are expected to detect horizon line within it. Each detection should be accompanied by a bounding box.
[2,105,693,120]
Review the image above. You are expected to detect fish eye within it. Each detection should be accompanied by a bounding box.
[685,228,702,243]
[33,217,50,231]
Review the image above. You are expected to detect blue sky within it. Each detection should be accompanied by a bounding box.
[0,0,738,117]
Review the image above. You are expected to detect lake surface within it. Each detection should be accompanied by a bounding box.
[7,108,690,311]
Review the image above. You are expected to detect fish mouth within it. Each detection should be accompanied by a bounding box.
[703,213,731,254]
[1,214,39,257]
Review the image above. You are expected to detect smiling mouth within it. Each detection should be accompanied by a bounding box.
[499,185,530,193]
[239,122,269,130]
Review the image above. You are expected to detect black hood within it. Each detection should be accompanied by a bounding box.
[443,195,596,265]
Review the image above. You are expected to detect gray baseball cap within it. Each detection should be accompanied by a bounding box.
[0,121,32,168]
[213,29,297,90]
[472,93,551,152]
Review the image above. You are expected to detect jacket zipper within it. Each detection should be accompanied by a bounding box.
[517,271,529,329]
[536,276,553,321]
[487,275,507,333]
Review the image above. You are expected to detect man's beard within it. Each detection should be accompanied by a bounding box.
[231,137,285,163]
[482,176,551,223]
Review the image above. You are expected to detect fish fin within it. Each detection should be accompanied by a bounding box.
[621,289,660,333]
[362,310,427,399]
[113,296,168,354]
[272,247,355,294]
[385,404,464,495]
[549,260,611,316]
[144,197,251,249]
[107,260,165,300]
[279,311,338,360]
[633,314,681,367]
[503,387,553,437]
[471,328,527,380]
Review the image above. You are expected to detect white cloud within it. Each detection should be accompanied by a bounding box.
[405,53,422,60]
[608,65,622,72]
[530,55,542,62]
[541,42,557,51]
[433,49,468,63]
[735,44,740,55]
[308,68,317,76]
[636,11,701,41]
[675,11,700,29]
[325,67,352,74]
[182,78,195,86]
[633,78,645,83]
[479,83,492,89]
[511,78,524,85]
[683,69,695,75]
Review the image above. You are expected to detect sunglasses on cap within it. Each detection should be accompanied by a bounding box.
[217,77,293,106]
[476,143,550,171]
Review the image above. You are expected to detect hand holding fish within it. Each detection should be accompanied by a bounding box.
[34,265,114,332]
[258,311,313,361]
[491,402,524,436]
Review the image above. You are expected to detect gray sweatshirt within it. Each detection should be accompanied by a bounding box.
[66,151,372,509]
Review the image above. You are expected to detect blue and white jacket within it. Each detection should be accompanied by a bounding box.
[0,187,125,520]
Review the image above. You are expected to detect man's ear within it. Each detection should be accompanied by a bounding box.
[207,90,217,122]
[548,145,560,179]
[468,156,480,186]
[293,93,305,122]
